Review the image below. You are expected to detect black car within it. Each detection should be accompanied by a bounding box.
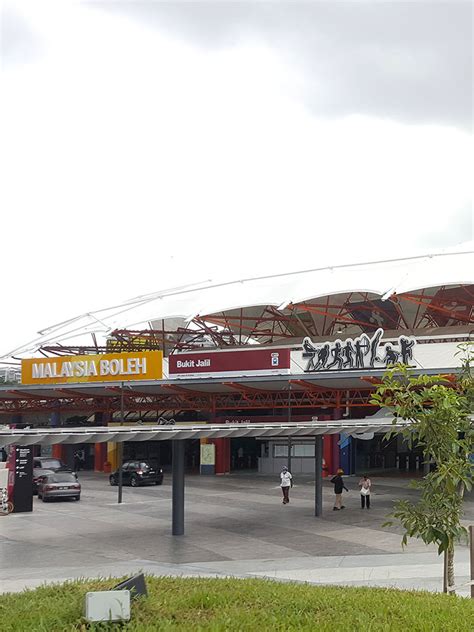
[109,461,163,487]
[33,457,74,495]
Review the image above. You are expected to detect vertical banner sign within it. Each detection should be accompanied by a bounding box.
[200,443,216,476]
[11,446,33,513]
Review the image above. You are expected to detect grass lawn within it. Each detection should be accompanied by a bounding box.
[0,577,473,631]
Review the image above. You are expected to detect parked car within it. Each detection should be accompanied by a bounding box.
[37,471,81,502]
[32,457,74,495]
[33,457,72,472]
[109,461,163,487]
[33,467,54,494]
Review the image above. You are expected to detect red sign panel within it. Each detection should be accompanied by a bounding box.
[169,348,291,376]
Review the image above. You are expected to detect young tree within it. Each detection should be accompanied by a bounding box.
[372,343,473,593]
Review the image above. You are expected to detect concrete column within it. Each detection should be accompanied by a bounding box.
[315,435,323,517]
[50,411,60,427]
[107,443,119,470]
[94,443,107,472]
[214,438,230,475]
[50,411,63,460]
[332,407,342,472]
[172,440,185,536]
[94,412,108,471]
[11,414,23,429]
[321,415,332,476]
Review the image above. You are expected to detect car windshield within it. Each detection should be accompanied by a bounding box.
[139,462,151,470]
[38,459,63,469]
[49,473,76,483]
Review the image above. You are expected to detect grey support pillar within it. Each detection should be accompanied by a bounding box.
[172,440,185,536]
[50,411,60,428]
[314,435,323,517]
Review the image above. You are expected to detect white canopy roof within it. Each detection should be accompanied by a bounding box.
[3,243,473,359]
[0,420,406,448]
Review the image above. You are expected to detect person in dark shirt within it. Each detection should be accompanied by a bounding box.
[331,468,348,510]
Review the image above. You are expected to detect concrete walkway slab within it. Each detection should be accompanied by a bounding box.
[1,472,472,597]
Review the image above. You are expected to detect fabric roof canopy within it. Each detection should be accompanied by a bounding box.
[3,244,473,359]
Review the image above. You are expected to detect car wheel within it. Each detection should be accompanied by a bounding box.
[37,493,42,500]
[109,475,117,486]
[42,496,49,503]
[74,496,80,501]
[130,475,139,487]
[156,480,163,486]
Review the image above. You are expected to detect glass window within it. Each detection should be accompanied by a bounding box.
[51,473,77,483]
[293,444,315,457]
[273,445,288,457]
[273,444,315,458]
[37,459,62,469]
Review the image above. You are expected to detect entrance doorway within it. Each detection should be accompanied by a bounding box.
[354,435,423,474]
[231,438,258,470]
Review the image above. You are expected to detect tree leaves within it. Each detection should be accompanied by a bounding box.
[374,344,474,564]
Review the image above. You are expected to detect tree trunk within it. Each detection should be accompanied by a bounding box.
[444,546,455,594]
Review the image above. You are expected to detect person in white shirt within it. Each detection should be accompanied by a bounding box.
[358,475,372,509]
[280,466,293,504]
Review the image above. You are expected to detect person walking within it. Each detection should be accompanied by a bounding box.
[331,468,348,510]
[74,450,82,472]
[359,475,372,509]
[280,466,293,504]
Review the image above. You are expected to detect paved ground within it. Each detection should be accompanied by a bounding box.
[1,471,473,596]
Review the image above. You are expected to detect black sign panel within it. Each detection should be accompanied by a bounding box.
[302,328,417,372]
[12,446,33,513]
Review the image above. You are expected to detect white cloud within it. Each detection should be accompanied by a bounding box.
[1,1,472,354]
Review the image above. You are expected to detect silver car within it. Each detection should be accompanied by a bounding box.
[37,471,81,502]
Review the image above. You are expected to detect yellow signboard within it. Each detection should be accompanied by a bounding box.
[21,351,163,385]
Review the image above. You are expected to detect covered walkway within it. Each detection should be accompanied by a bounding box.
[0,420,404,535]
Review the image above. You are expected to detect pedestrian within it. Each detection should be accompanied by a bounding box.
[73,450,82,472]
[280,465,293,504]
[331,468,348,510]
[359,475,372,509]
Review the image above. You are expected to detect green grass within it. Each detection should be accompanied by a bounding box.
[0,577,473,631]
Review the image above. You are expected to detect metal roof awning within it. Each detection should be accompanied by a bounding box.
[0,367,458,401]
[0,420,406,448]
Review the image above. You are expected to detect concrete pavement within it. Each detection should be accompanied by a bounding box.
[1,471,472,596]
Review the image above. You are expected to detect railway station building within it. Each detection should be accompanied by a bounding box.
[1,247,473,479]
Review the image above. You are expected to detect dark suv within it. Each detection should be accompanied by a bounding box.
[109,461,163,487]
[33,457,73,494]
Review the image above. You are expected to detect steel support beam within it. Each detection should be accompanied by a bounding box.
[118,383,125,504]
[172,439,185,536]
[314,435,323,517]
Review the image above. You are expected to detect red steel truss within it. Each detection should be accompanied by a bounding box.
[0,385,376,416]
[32,285,473,357]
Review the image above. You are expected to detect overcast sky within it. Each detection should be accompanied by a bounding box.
[1,1,472,355]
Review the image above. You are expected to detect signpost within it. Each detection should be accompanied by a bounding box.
[11,446,33,513]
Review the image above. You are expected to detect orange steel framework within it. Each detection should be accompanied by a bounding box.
[0,384,375,416]
[3,285,469,418]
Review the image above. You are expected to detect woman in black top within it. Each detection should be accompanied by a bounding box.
[331,468,348,510]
